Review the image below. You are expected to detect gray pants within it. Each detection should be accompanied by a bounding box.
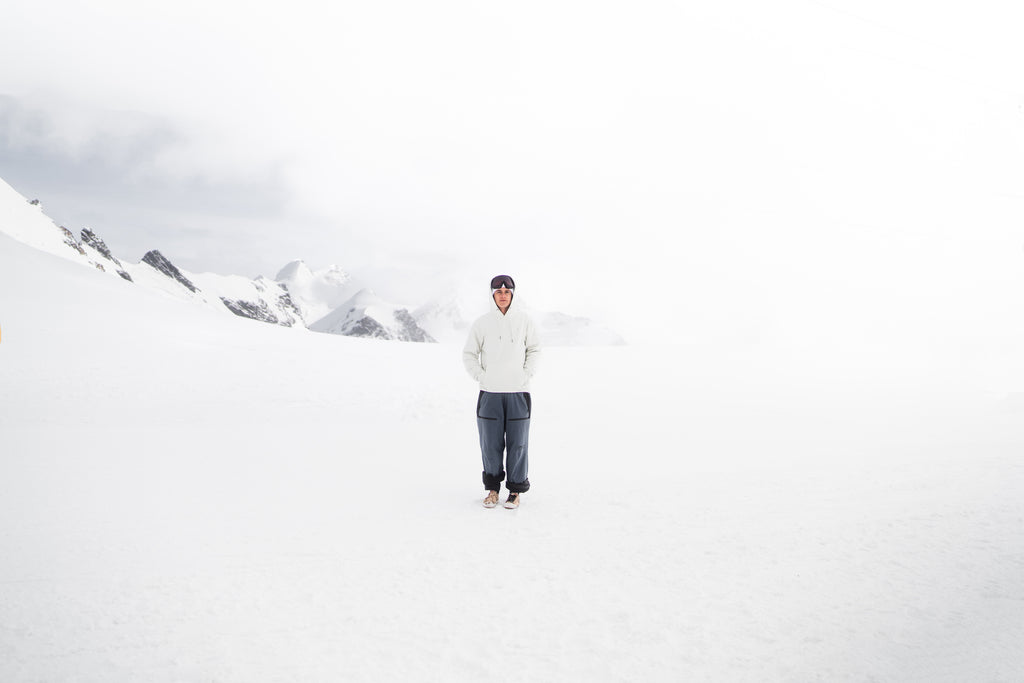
[477,391,531,493]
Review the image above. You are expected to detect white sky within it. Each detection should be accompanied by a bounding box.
[2,0,1024,346]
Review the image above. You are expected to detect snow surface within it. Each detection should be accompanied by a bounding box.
[2,229,1023,682]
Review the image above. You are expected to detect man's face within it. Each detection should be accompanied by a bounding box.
[493,287,513,311]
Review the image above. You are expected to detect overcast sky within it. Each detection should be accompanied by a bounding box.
[2,0,1023,348]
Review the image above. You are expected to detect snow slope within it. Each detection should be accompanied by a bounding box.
[1,230,1023,682]
[0,178,109,272]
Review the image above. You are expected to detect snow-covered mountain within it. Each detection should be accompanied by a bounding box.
[0,176,621,345]
[275,260,363,324]
[310,289,435,342]
[190,269,304,328]
[0,181,113,274]
[80,228,133,282]
[412,292,476,346]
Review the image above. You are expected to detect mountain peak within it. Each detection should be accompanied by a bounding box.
[309,288,434,342]
[318,264,351,287]
[275,259,313,283]
[346,288,380,308]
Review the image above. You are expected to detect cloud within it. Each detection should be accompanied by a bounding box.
[0,95,293,271]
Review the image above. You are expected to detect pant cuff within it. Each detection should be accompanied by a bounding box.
[482,470,506,491]
[506,479,530,493]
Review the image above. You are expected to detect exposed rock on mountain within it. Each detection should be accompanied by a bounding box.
[0,182,115,275]
[142,250,198,293]
[81,228,133,281]
[392,309,434,343]
[221,297,291,325]
[81,228,115,261]
[58,226,87,256]
[262,280,303,326]
[217,276,302,326]
[189,272,303,327]
[310,289,435,342]
[56,222,120,277]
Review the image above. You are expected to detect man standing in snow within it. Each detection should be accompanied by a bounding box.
[462,274,541,509]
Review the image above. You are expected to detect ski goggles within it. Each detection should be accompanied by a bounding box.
[490,275,515,291]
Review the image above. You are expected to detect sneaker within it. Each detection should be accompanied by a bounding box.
[483,490,500,508]
[504,492,520,509]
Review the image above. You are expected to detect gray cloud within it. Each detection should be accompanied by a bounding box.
[0,94,290,272]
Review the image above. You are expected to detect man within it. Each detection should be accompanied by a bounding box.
[462,274,541,509]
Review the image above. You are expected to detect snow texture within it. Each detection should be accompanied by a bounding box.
[2,193,1023,682]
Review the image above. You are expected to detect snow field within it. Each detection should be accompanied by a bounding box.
[2,231,1023,681]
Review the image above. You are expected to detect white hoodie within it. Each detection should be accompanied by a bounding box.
[462,301,541,393]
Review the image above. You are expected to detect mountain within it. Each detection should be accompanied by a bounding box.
[0,179,114,274]
[81,228,133,281]
[309,289,435,342]
[0,177,375,336]
[275,260,363,324]
[189,270,304,328]
[0,176,620,345]
[412,292,475,345]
